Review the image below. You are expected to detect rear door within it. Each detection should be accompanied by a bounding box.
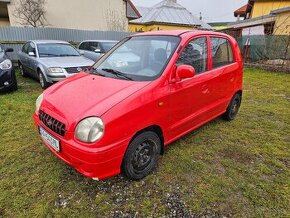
[208,36,238,113]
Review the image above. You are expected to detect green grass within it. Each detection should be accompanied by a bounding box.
[0,68,289,217]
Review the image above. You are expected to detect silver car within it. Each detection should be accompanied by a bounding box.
[78,40,117,62]
[18,40,95,89]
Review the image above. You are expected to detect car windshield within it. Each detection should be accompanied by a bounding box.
[37,43,80,57]
[101,42,117,52]
[93,36,180,81]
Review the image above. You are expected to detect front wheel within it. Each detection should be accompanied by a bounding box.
[38,71,51,89]
[122,131,161,180]
[223,93,242,121]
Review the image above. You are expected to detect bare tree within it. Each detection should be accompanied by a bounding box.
[14,0,47,27]
[105,9,127,32]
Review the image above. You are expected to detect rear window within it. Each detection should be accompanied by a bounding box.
[210,37,234,69]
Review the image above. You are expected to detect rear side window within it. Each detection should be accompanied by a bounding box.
[177,37,208,74]
[210,37,234,68]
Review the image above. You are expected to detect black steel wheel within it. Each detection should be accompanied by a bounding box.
[122,131,161,180]
[223,93,242,121]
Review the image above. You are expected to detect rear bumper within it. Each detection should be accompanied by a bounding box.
[33,113,130,180]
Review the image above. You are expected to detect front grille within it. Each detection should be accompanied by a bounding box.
[39,110,66,136]
[65,66,89,74]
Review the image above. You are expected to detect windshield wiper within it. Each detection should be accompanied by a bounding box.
[101,68,133,81]
[87,68,107,77]
[39,53,56,57]
[59,54,79,57]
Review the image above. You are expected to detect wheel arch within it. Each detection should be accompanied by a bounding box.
[36,65,49,81]
[129,125,165,155]
[235,90,243,101]
[236,90,242,96]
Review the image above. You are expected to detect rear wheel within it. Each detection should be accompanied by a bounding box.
[38,70,51,89]
[223,93,242,121]
[122,131,161,180]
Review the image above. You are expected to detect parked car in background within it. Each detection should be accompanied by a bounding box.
[18,40,94,89]
[0,45,17,92]
[34,30,243,180]
[78,40,117,61]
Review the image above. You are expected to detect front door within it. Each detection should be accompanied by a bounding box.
[168,36,212,140]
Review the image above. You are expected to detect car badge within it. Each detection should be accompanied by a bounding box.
[47,120,53,126]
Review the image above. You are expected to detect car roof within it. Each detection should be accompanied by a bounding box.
[134,30,227,37]
[80,40,118,43]
[30,40,70,44]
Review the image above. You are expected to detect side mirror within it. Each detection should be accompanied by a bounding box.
[94,49,101,53]
[79,50,85,55]
[176,65,195,81]
[28,51,36,57]
[5,48,14,53]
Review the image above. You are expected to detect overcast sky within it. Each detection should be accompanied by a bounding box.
[131,0,248,23]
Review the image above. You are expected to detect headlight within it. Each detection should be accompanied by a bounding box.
[0,59,12,70]
[35,93,43,113]
[47,67,65,73]
[75,117,104,143]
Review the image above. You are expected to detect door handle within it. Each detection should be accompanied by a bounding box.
[202,85,209,94]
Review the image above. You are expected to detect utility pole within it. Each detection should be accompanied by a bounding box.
[199,12,202,20]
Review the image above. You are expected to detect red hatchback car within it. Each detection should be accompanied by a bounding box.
[34,30,243,180]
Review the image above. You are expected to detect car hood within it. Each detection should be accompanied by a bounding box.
[42,72,150,128]
[39,56,95,68]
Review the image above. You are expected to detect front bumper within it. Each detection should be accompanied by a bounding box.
[0,68,16,91]
[33,113,130,180]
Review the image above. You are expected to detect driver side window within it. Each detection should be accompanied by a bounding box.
[177,37,208,74]
[22,43,30,54]
[27,42,36,54]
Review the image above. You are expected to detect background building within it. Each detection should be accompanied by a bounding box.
[0,0,140,31]
[225,0,290,36]
[129,0,212,32]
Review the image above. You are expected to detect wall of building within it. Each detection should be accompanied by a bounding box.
[251,1,290,18]
[129,23,193,32]
[274,12,290,35]
[7,0,128,31]
[0,18,9,26]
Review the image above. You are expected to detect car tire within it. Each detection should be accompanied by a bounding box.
[122,131,161,180]
[223,93,242,121]
[11,72,18,91]
[38,70,51,89]
[19,63,27,77]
